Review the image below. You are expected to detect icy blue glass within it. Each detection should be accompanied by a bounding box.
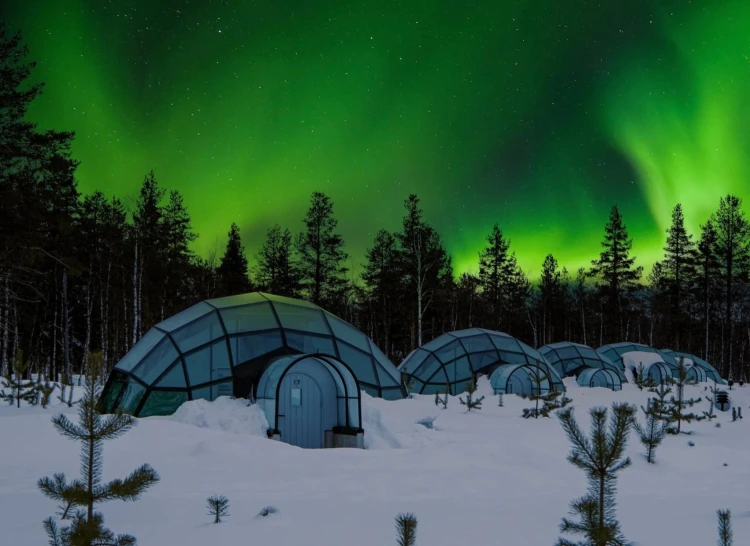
[184,342,231,387]
[434,339,465,363]
[326,314,370,351]
[399,348,428,374]
[468,351,502,371]
[285,332,337,356]
[368,340,402,384]
[336,342,377,385]
[220,302,278,334]
[230,331,284,366]
[155,361,187,388]
[207,293,267,308]
[192,380,232,402]
[115,329,163,372]
[375,359,402,387]
[139,391,188,417]
[171,311,224,353]
[274,302,329,334]
[156,302,214,332]
[263,293,320,309]
[132,338,179,385]
[118,380,146,414]
[489,334,522,352]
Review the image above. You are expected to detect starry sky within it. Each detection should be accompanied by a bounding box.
[6,0,749,276]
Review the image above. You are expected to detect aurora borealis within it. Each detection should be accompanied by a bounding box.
[5,0,749,275]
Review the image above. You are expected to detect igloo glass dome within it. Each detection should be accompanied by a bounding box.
[398,328,564,395]
[540,341,626,382]
[99,293,405,417]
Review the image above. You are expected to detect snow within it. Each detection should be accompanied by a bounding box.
[1,376,749,545]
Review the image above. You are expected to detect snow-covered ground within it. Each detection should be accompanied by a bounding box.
[1,377,748,545]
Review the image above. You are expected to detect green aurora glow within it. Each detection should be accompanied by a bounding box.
[6,0,749,276]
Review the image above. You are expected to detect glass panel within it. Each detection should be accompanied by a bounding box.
[99,371,128,413]
[171,312,224,353]
[380,387,404,401]
[489,334,521,352]
[375,361,401,387]
[291,388,301,406]
[184,341,231,387]
[230,332,284,365]
[118,380,146,414]
[419,335,450,352]
[156,302,214,332]
[285,332,336,355]
[578,347,599,359]
[453,356,473,381]
[220,302,279,334]
[499,351,528,365]
[413,355,442,381]
[434,340,465,363]
[208,293,267,308]
[557,347,581,360]
[155,361,187,388]
[469,351,502,372]
[263,293,320,308]
[326,315,370,351]
[368,340,398,378]
[399,349,428,374]
[361,384,379,398]
[274,302,329,334]
[336,342,377,385]
[115,329,163,372]
[459,334,497,353]
[132,338,179,385]
[138,391,188,417]
[192,380,232,402]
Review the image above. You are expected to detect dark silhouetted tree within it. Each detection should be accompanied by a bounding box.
[662,204,696,350]
[216,223,251,297]
[256,224,299,297]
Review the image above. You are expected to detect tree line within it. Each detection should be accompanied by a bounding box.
[2,25,749,384]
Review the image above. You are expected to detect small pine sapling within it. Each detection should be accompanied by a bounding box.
[737,407,742,420]
[1,350,38,408]
[555,403,635,546]
[258,506,278,517]
[717,509,732,546]
[402,373,415,399]
[731,408,737,422]
[434,382,449,409]
[522,365,571,418]
[207,495,230,523]
[702,394,717,421]
[633,363,646,391]
[632,398,668,463]
[395,512,417,546]
[498,392,504,407]
[38,353,159,545]
[459,375,484,411]
[38,374,56,409]
[665,360,703,434]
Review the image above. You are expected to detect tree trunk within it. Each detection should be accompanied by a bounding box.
[62,270,71,384]
[1,273,8,378]
[132,239,139,347]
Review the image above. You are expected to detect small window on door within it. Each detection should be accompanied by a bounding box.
[291,388,301,406]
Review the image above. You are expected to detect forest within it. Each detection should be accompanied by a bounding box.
[2,26,750,385]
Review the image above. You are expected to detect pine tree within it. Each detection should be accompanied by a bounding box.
[38,374,56,409]
[38,356,159,545]
[161,190,197,316]
[478,224,512,328]
[695,221,720,363]
[522,365,571,419]
[0,350,37,408]
[206,495,230,523]
[717,509,732,546]
[434,382,449,409]
[459,374,484,411]
[216,222,252,297]
[395,513,418,546]
[590,205,643,340]
[540,254,563,345]
[662,204,696,350]
[666,358,702,434]
[632,398,668,463]
[297,192,348,309]
[256,224,299,297]
[556,403,635,546]
[710,195,750,373]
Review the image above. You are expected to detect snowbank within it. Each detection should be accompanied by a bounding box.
[171,396,268,436]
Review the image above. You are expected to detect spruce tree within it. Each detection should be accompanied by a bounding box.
[556,403,635,546]
[709,195,750,372]
[589,205,643,340]
[662,204,696,350]
[297,192,348,309]
[694,221,720,363]
[395,513,417,546]
[216,222,252,297]
[459,374,484,411]
[521,365,570,418]
[478,224,512,328]
[206,495,230,523]
[539,254,563,345]
[256,224,299,297]
[0,350,37,407]
[632,398,668,463]
[666,358,702,434]
[38,357,159,545]
[717,509,732,546]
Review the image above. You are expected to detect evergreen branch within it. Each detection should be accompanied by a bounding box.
[51,414,87,441]
[96,464,160,503]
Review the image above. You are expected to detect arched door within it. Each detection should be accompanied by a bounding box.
[278,372,328,448]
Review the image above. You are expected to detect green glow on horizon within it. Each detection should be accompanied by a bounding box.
[6,0,748,279]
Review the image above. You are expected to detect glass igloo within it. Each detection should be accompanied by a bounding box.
[660,349,724,384]
[540,341,627,382]
[398,328,564,395]
[597,342,673,370]
[576,368,623,391]
[99,293,405,417]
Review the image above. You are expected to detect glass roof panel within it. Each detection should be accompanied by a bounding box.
[207,293,267,308]
[115,329,164,372]
[274,302,329,334]
[220,302,278,334]
[156,302,214,332]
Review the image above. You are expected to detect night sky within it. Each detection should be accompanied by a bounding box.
[6,0,749,275]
